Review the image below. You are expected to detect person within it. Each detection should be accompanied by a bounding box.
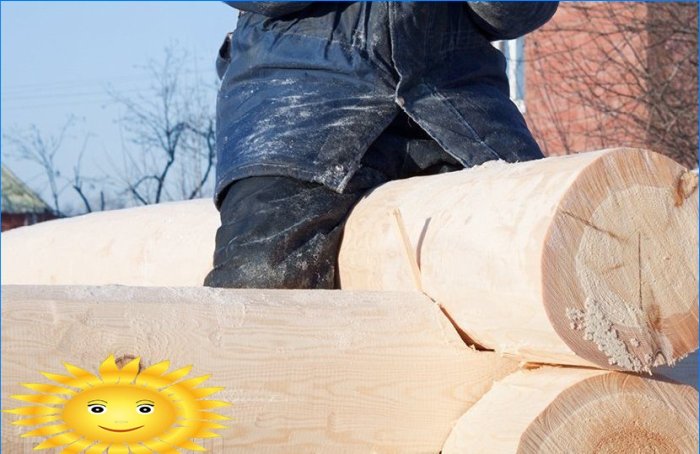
[204,2,559,289]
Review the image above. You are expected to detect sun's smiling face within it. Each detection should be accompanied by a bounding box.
[4,355,230,453]
[61,384,177,443]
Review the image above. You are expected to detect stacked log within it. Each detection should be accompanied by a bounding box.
[2,286,697,453]
[1,199,218,287]
[1,285,518,453]
[442,367,698,453]
[1,148,697,452]
[339,148,699,373]
[2,285,697,453]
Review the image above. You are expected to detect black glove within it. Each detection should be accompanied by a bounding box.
[466,1,559,41]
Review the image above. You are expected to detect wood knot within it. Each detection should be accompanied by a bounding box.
[115,354,143,372]
[674,171,698,206]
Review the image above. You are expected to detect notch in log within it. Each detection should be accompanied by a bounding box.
[340,148,699,372]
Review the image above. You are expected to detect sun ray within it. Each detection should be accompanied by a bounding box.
[196,411,231,421]
[107,444,129,454]
[194,421,228,430]
[11,414,62,426]
[167,374,210,390]
[161,365,193,383]
[197,400,230,410]
[84,441,109,453]
[177,439,207,451]
[133,373,168,389]
[159,424,209,451]
[190,386,225,399]
[4,406,60,416]
[128,443,156,454]
[20,423,70,438]
[140,360,170,377]
[174,418,227,439]
[58,437,94,454]
[159,425,199,447]
[192,431,221,438]
[98,355,122,384]
[134,361,181,390]
[22,383,77,396]
[141,438,177,452]
[40,372,90,389]
[11,393,66,405]
[63,363,100,384]
[34,432,81,450]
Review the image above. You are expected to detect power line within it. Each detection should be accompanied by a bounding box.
[2,67,216,95]
[2,88,150,102]
[3,98,123,111]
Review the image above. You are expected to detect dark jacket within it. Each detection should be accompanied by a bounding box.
[215,2,558,205]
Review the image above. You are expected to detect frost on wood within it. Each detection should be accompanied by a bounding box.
[566,299,644,372]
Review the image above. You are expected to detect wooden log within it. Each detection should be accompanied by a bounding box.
[1,199,218,287]
[339,148,699,372]
[1,285,519,453]
[442,367,699,454]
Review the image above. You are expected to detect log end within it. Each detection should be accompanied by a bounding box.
[443,368,698,454]
[543,148,698,372]
[518,372,698,454]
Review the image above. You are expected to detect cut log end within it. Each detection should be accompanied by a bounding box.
[518,373,698,454]
[443,368,698,454]
[543,149,699,371]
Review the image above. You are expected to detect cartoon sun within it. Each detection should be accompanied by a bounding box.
[5,355,230,453]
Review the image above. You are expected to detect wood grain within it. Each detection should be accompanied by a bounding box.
[339,148,698,372]
[1,285,519,453]
[442,367,699,454]
[1,199,218,287]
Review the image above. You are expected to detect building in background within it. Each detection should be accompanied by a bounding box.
[2,165,56,231]
[501,2,696,168]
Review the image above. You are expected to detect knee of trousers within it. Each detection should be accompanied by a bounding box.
[203,229,341,290]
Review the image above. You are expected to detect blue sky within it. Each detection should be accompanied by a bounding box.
[1,1,237,212]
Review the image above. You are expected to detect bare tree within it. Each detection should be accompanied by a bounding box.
[525,2,697,168]
[71,133,108,213]
[184,119,216,200]
[110,47,217,205]
[4,118,115,216]
[4,118,75,216]
[4,46,217,218]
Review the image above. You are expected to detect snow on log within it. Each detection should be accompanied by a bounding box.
[339,148,699,372]
[441,367,698,454]
[1,285,518,453]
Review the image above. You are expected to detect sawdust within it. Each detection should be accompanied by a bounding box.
[566,298,645,372]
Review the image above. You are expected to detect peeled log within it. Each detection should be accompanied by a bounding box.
[442,367,699,454]
[1,199,218,286]
[339,148,699,372]
[1,285,518,453]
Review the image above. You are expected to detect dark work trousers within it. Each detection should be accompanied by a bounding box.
[203,112,461,289]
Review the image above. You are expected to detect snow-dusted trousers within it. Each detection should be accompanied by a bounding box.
[204,112,461,289]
